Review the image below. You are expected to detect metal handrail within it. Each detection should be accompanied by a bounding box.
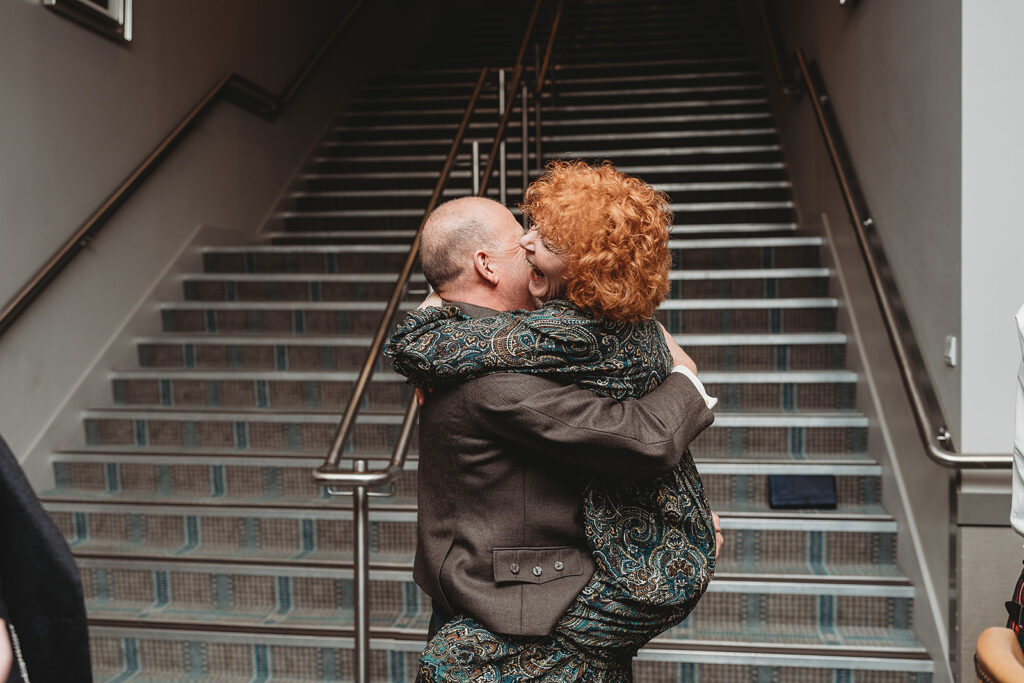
[0,0,366,339]
[313,67,489,486]
[536,0,564,93]
[310,68,487,683]
[754,1,1009,468]
[479,0,564,197]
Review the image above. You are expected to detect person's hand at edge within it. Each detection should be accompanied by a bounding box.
[415,387,433,406]
[0,619,12,682]
[658,322,697,374]
[712,512,724,559]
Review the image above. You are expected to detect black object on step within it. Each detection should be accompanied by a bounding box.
[768,475,837,509]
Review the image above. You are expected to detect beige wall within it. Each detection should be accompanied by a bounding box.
[0,0,434,462]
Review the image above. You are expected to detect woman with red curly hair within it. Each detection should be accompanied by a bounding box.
[387,161,719,681]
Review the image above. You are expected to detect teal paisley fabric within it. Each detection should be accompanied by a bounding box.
[385,300,671,400]
[385,301,716,682]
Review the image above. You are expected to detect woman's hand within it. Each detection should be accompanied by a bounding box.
[418,292,444,310]
[0,620,13,682]
[658,322,697,374]
[712,512,724,559]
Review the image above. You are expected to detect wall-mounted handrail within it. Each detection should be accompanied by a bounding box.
[754,0,1010,468]
[0,0,366,340]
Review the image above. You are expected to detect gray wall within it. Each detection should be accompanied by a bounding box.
[767,0,963,431]
[959,0,1024,454]
[744,2,964,679]
[0,0,433,461]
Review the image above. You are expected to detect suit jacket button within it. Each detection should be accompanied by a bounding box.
[532,565,543,577]
[554,561,564,571]
[510,563,520,575]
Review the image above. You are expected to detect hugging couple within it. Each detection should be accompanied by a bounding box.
[384,160,722,682]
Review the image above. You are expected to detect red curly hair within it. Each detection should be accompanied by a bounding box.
[520,161,673,323]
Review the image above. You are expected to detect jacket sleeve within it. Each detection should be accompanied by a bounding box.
[471,372,714,479]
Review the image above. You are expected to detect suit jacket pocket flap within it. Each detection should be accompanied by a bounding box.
[492,546,584,584]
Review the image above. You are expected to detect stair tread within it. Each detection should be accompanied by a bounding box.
[84,610,925,655]
[45,495,892,524]
[110,368,856,383]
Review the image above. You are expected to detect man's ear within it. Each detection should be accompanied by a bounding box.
[473,249,499,285]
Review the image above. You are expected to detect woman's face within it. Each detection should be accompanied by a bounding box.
[520,224,568,303]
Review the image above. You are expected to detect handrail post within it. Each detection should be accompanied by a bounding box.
[500,141,507,205]
[521,82,530,219]
[352,459,370,683]
[534,43,543,172]
[472,140,481,195]
[498,68,506,116]
[498,69,507,203]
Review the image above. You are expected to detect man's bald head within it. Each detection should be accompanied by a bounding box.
[418,196,535,311]
[420,197,504,291]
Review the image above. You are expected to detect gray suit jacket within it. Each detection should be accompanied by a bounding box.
[413,302,715,637]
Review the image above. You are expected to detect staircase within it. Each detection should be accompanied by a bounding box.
[39,0,937,681]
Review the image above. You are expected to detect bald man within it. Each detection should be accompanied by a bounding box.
[409,197,716,638]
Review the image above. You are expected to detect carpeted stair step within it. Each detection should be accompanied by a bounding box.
[106,369,856,411]
[109,370,413,411]
[135,334,381,371]
[302,149,537,175]
[201,238,822,275]
[266,222,802,244]
[182,273,427,303]
[134,331,847,372]
[656,298,838,334]
[294,168,526,193]
[86,626,933,683]
[545,56,760,81]
[155,298,836,335]
[80,409,409,455]
[201,244,416,275]
[634,658,932,683]
[158,301,418,336]
[341,98,772,129]
[75,559,914,641]
[88,626,423,683]
[78,408,867,457]
[181,268,829,303]
[283,186,526,212]
[293,163,788,194]
[48,456,880,518]
[281,181,790,213]
[57,498,900,581]
[330,110,775,144]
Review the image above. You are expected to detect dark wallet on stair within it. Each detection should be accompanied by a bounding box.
[768,475,838,509]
